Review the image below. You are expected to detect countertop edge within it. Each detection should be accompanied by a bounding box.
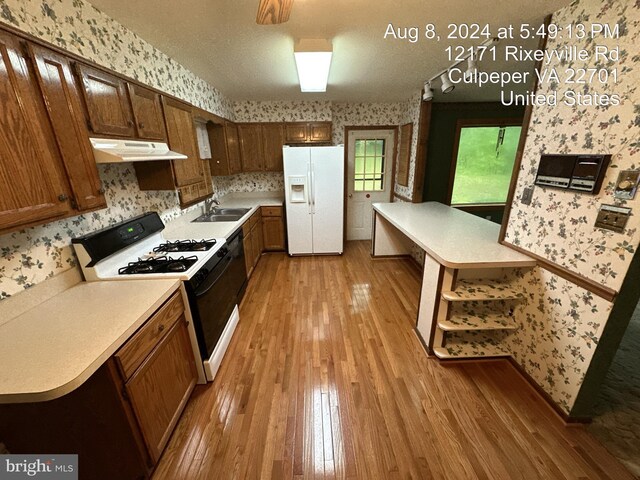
[373,203,536,269]
[0,280,182,404]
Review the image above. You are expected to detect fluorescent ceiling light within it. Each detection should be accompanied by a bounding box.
[294,39,333,93]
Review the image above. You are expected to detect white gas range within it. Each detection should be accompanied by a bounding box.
[72,212,248,383]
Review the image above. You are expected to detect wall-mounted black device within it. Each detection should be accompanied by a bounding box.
[534,154,610,194]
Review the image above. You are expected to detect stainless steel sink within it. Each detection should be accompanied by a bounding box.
[191,207,251,223]
[211,207,251,216]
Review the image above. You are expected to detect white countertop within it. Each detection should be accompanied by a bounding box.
[163,192,284,240]
[373,202,536,269]
[0,279,181,404]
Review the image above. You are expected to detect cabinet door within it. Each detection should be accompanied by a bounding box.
[209,123,230,176]
[309,122,332,143]
[162,97,204,187]
[263,216,285,251]
[0,32,73,232]
[238,124,264,172]
[128,83,166,140]
[285,123,308,144]
[76,63,136,137]
[125,319,197,463]
[28,43,106,212]
[225,123,242,174]
[262,123,285,172]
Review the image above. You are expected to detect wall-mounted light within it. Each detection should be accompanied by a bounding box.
[422,81,434,101]
[294,39,333,92]
[440,72,454,94]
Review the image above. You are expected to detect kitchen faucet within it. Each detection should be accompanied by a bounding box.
[203,197,220,215]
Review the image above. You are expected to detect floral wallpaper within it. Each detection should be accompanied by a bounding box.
[234,101,332,123]
[485,0,640,415]
[0,0,234,118]
[504,0,640,292]
[505,267,613,413]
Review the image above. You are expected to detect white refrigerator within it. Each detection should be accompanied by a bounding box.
[283,145,344,255]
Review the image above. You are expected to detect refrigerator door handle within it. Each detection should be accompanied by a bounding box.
[307,161,313,214]
[310,161,316,213]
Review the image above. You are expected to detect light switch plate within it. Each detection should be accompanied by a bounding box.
[521,186,534,205]
[595,204,632,233]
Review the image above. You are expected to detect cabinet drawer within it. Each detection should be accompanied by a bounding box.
[115,291,184,379]
[261,206,282,217]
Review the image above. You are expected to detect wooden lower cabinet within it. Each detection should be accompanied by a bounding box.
[262,206,286,251]
[125,318,197,462]
[243,206,286,278]
[0,291,197,479]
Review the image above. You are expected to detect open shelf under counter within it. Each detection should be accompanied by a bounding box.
[438,312,518,332]
[441,279,525,302]
[433,331,512,360]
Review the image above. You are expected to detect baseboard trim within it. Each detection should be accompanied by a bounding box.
[507,358,592,424]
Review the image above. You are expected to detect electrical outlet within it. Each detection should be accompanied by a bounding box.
[595,204,632,233]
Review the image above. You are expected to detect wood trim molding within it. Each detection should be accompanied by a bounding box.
[411,100,432,203]
[507,358,592,424]
[499,14,552,240]
[393,192,412,203]
[396,123,413,187]
[501,240,617,302]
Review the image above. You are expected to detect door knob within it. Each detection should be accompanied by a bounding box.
[58,194,68,202]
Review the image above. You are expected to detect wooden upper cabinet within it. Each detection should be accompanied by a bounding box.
[225,123,242,174]
[128,84,166,140]
[210,121,242,176]
[285,122,332,144]
[261,123,285,172]
[0,31,74,233]
[309,122,332,143]
[284,123,308,144]
[238,123,264,172]
[76,63,136,137]
[28,43,106,212]
[162,97,204,187]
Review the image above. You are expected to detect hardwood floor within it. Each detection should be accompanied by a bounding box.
[153,241,633,479]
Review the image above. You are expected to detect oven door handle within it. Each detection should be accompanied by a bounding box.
[194,255,233,296]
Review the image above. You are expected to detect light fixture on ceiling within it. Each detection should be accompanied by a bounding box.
[422,81,434,101]
[294,39,333,93]
[421,37,498,100]
[464,56,478,81]
[440,72,454,94]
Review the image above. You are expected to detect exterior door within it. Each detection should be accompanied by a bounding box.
[346,130,395,241]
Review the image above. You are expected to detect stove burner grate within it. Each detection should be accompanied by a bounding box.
[118,255,198,275]
[153,239,217,253]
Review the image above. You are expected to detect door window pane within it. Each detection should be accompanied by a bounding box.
[450,126,521,205]
[354,139,386,192]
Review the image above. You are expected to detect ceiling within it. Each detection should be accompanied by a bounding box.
[88,0,570,103]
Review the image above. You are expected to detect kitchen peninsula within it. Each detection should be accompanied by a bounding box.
[372,202,536,359]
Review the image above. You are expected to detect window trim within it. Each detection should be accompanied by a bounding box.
[447,118,524,208]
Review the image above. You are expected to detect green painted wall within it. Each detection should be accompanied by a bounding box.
[421,102,525,224]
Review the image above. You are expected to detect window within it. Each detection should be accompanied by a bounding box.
[450,124,522,205]
[354,139,386,191]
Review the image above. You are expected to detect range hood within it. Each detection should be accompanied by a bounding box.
[90,138,188,163]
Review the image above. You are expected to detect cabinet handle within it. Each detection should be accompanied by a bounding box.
[158,324,165,333]
[98,187,105,194]
[138,122,145,129]
[128,120,134,127]
[58,194,68,202]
